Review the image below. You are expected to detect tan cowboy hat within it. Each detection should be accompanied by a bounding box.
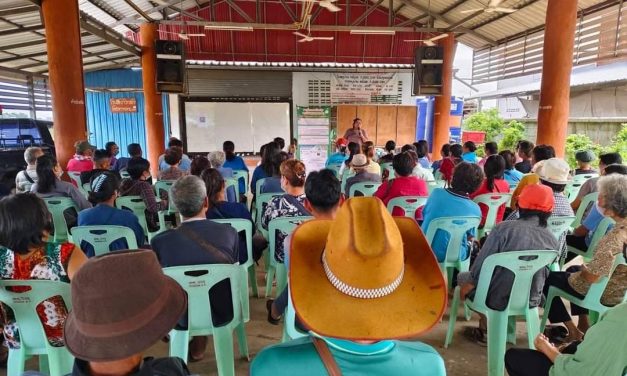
[290,197,447,340]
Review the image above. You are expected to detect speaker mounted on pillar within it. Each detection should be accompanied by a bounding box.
[156,40,186,93]
[413,46,444,96]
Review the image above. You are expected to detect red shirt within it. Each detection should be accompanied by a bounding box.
[469,178,511,227]
[66,158,94,173]
[374,176,428,220]
[439,157,462,182]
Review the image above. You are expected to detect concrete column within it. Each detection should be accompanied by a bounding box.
[41,0,87,170]
[140,23,165,176]
[536,0,578,157]
[432,34,455,160]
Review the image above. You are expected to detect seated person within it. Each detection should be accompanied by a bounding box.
[431,143,450,174]
[470,155,510,228]
[251,142,280,197]
[266,169,343,325]
[222,141,249,201]
[15,146,43,193]
[105,141,119,167]
[378,140,396,164]
[78,172,145,256]
[80,149,119,186]
[158,138,191,172]
[338,141,361,177]
[374,152,428,220]
[541,174,627,342]
[458,184,558,345]
[261,160,311,263]
[462,141,478,163]
[500,150,524,185]
[0,194,87,351]
[505,302,627,376]
[61,250,191,376]
[421,162,483,262]
[252,198,447,376]
[439,143,463,183]
[158,147,187,181]
[189,155,210,177]
[571,152,622,212]
[67,140,95,174]
[574,150,596,175]
[510,144,555,209]
[260,151,288,195]
[362,141,381,175]
[514,140,534,174]
[345,154,381,196]
[112,143,142,173]
[151,175,238,362]
[415,140,431,169]
[325,138,348,167]
[119,158,167,232]
[404,148,435,182]
[274,137,285,151]
[478,142,498,167]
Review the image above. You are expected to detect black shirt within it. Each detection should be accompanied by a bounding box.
[514,160,532,174]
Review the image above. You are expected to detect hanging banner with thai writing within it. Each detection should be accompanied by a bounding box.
[109,98,137,113]
[330,73,398,103]
[297,106,330,172]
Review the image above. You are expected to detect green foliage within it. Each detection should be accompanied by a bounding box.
[565,134,604,169]
[601,124,627,163]
[463,109,526,157]
[499,120,526,152]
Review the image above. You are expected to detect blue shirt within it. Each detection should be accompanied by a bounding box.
[77,204,145,257]
[218,167,236,202]
[252,335,446,376]
[223,155,249,194]
[251,166,269,196]
[325,152,348,167]
[462,152,477,163]
[503,168,524,185]
[418,157,431,169]
[421,188,481,262]
[158,154,191,172]
[261,177,283,194]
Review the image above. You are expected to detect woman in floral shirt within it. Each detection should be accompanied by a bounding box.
[0,194,87,349]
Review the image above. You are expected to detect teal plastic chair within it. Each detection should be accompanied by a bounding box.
[566,174,598,202]
[115,196,166,242]
[232,170,249,198]
[81,182,91,195]
[43,197,79,243]
[340,169,356,194]
[424,216,481,288]
[164,264,248,375]
[569,216,615,261]
[67,171,82,188]
[71,225,139,256]
[348,182,381,197]
[571,192,599,230]
[472,193,512,238]
[0,280,74,376]
[427,180,446,195]
[212,218,258,320]
[386,196,428,219]
[281,286,307,343]
[326,163,343,177]
[445,250,558,376]
[546,215,575,240]
[120,170,130,179]
[154,180,178,214]
[265,216,311,298]
[382,163,395,179]
[225,178,240,201]
[541,253,627,333]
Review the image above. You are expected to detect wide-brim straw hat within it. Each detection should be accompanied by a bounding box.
[290,197,447,340]
[64,250,187,362]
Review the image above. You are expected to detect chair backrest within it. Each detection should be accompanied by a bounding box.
[268,216,312,263]
[427,180,445,195]
[349,182,381,197]
[472,193,512,233]
[572,192,599,229]
[71,226,139,257]
[566,174,598,201]
[386,196,428,219]
[255,193,283,234]
[43,197,79,242]
[424,216,481,264]
[163,264,243,334]
[120,170,130,179]
[81,182,91,194]
[572,173,598,184]
[232,170,249,193]
[115,196,149,237]
[472,250,557,313]
[211,219,253,269]
[326,163,343,177]
[382,163,395,179]
[340,169,356,194]
[0,280,71,353]
[154,180,178,213]
[546,216,576,240]
[67,172,82,187]
[225,178,240,199]
[587,217,616,256]
[255,177,269,198]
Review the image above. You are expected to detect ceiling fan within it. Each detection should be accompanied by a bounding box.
[294,0,342,13]
[293,31,334,43]
[460,0,516,14]
[404,33,448,46]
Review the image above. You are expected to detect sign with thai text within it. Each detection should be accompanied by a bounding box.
[331,73,398,103]
[110,98,137,113]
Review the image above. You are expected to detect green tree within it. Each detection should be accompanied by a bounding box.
[463,109,526,156]
[601,124,627,162]
[499,120,525,152]
[565,134,604,169]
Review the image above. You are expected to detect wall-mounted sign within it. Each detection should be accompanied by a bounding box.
[331,73,398,103]
[110,98,137,113]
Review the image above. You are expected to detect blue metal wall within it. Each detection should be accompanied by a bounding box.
[84,69,170,158]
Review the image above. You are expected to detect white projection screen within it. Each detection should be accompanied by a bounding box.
[184,101,291,153]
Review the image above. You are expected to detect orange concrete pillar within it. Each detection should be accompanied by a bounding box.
[432,34,455,160]
[536,0,578,157]
[41,0,87,171]
[140,23,165,176]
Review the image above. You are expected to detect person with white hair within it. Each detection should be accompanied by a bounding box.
[208,150,236,202]
[15,146,43,193]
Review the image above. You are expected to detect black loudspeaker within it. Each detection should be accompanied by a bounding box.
[156,40,186,93]
[413,46,444,96]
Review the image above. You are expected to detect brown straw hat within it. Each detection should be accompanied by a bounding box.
[64,250,187,362]
[289,197,447,340]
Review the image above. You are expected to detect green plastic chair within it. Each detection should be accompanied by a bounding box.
[81,182,91,195]
[541,253,626,333]
[232,170,249,197]
[67,171,82,188]
[445,250,558,376]
[571,192,599,230]
[326,163,343,177]
[566,174,598,202]
[164,264,249,375]
[386,196,428,219]
[154,180,178,214]
[340,169,356,194]
[568,216,615,262]
[546,216,575,240]
[120,170,130,179]
[71,225,139,257]
[115,196,166,242]
[424,216,481,288]
[254,192,283,238]
[225,178,240,201]
[282,285,307,343]
[472,193,512,238]
[265,216,311,298]
[212,218,258,320]
[43,197,79,243]
[382,163,395,179]
[348,182,381,197]
[427,180,446,195]
[0,280,74,376]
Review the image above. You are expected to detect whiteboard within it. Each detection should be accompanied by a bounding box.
[184,102,291,153]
